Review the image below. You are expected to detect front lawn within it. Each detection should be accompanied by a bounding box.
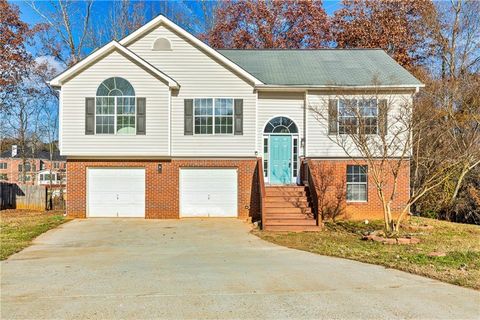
[253,217,480,289]
[0,209,70,260]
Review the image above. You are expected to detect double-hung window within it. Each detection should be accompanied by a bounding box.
[18,162,32,172]
[96,97,115,134]
[358,99,378,134]
[116,97,136,134]
[0,162,7,169]
[96,97,136,135]
[338,100,358,134]
[346,165,368,202]
[194,98,233,134]
[338,99,378,134]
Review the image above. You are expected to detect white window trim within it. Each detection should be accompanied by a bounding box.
[292,136,299,180]
[346,165,368,202]
[263,137,269,180]
[94,96,136,135]
[337,99,379,135]
[193,98,235,136]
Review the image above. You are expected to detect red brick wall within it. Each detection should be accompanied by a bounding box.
[308,159,410,221]
[66,159,260,220]
[0,158,66,185]
[0,158,42,185]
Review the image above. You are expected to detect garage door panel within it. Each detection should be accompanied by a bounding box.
[180,169,237,217]
[88,168,145,218]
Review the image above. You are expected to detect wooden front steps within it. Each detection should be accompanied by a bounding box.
[263,185,321,232]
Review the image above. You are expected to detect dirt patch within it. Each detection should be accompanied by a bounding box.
[362,231,421,245]
[1,209,64,218]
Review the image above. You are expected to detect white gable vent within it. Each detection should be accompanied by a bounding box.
[152,37,172,51]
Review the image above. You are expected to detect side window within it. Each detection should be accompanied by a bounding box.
[194,98,213,134]
[214,98,233,134]
[193,98,234,135]
[338,100,357,134]
[263,137,268,177]
[338,99,378,135]
[346,165,368,202]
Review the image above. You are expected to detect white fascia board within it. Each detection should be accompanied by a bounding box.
[256,84,424,91]
[119,15,263,86]
[49,41,179,89]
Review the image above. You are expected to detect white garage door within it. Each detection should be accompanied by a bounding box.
[180,169,238,217]
[87,168,145,218]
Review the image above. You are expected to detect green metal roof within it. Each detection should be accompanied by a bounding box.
[218,49,422,87]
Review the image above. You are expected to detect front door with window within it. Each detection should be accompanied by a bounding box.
[270,135,292,184]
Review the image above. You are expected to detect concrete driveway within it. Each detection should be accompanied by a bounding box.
[1,219,479,319]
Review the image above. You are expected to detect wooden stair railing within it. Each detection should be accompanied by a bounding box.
[301,159,319,226]
[257,157,266,229]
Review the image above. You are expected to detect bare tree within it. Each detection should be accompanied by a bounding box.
[309,88,456,233]
[310,163,346,222]
[29,0,93,66]
[3,75,43,184]
[87,0,146,48]
[425,0,480,80]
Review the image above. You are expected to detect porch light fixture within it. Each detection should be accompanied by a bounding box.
[157,163,163,173]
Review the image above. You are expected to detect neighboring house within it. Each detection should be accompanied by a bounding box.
[0,146,66,187]
[49,15,422,230]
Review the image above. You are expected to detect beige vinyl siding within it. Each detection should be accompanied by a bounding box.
[257,92,305,153]
[306,91,413,157]
[127,25,256,157]
[61,49,170,156]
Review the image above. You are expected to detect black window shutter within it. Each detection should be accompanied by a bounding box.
[184,99,193,135]
[234,99,243,135]
[328,99,338,134]
[378,99,388,136]
[136,97,146,135]
[85,97,95,135]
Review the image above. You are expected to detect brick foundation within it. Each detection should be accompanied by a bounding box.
[67,158,408,222]
[66,159,260,220]
[308,159,410,221]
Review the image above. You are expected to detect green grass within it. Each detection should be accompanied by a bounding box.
[253,217,480,289]
[1,210,70,260]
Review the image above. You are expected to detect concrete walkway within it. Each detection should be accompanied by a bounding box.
[1,219,479,319]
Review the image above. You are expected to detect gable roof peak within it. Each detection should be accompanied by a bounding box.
[49,40,179,88]
[119,15,263,86]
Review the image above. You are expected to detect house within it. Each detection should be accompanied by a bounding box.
[0,146,66,187]
[49,15,422,230]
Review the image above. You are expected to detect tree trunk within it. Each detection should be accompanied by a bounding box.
[448,160,480,207]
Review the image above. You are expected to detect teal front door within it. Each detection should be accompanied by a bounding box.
[270,135,292,184]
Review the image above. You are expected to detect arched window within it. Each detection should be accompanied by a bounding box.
[96,77,135,96]
[96,77,136,134]
[152,37,172,51]
[264,116,298,134]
